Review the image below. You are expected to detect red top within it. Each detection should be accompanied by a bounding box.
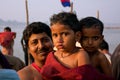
[41,52,115,80]
[0,32,16,47]
[32,63,41,73]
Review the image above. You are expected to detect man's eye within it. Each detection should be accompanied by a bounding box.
[43,38,50,42]
[31,40,37,45]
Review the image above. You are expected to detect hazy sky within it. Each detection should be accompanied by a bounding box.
[0,0,120,24]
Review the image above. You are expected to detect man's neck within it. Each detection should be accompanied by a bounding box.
[34,60,45,68]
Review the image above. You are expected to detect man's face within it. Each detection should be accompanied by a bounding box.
[28,32,53,62]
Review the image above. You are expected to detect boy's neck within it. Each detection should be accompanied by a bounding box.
[88,50,99,58]
[58,47,79,60]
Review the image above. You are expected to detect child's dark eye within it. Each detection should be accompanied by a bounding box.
[92,36,99,40]
[82,37,88,40]
[63,32,68,36]
[52,34,57,37]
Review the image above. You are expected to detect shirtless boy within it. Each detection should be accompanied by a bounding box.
[79,17,112,76]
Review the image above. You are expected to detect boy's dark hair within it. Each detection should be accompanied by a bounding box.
[79,17,104,34]
[99,40,109,51]
[50,12,80,32]
[4,27,11,32]
[22,22,52,47]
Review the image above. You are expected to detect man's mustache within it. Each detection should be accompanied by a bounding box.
[37,47,50,53]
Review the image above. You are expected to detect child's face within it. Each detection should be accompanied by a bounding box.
[80,27,103,53]
[51,23,79,52]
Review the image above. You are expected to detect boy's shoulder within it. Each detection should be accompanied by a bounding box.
[77,48,90,60]
[77,48,90,66]
[78,48,88,55]
[93,52,108,62]
[97,52,107,59]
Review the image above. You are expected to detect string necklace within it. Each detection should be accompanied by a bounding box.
[60,48,78,60]
[60,52,72,60]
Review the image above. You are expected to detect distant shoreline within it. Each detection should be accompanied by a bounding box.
[105,27,120,29]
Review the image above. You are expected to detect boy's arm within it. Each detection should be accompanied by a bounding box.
[99,53,112,76]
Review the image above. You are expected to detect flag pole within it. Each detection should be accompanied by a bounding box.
[25,0,29,25]
[96,10,99,19]
[22,0,30,66]
[25,0,31,65]
[70,2,73,13]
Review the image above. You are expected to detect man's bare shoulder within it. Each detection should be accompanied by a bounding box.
[17,65,33,80]
[17,65,42,80]
[17,65,32,74]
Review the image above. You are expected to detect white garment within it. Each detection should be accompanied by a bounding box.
[104,54,111,64]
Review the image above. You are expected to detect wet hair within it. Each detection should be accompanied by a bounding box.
[4,27,11,32]
[22,22,52,47]
[111,44,120,80]
[79,17,104,34]
[99,40,109,51]
[50,12,80,32]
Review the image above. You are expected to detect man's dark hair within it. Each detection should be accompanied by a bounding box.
[4,27,11,32]
[21,22,51,65]
[22,22,52,47]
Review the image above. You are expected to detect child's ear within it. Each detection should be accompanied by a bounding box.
[75,31,81,42]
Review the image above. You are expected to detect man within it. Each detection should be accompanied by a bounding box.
[0,26,16,55]
[17,22,53,80]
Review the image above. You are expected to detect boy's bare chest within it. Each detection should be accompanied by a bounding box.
[59,54,78,68]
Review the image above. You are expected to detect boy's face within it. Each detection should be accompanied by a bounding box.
[80,27,103,53]
[28,32,53,62]
[51,23,79,52]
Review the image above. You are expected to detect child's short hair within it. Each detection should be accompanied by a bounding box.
[79,17,104,34]
[50,12,80,32]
